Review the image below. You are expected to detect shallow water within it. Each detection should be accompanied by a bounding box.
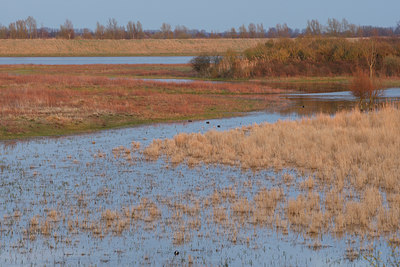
[279,88,400,116]
[0,110,390,266]
[287,88,400,100]
[138,78,222,84]
[0,56,194,65]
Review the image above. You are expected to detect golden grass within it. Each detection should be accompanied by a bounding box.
[0,39,269,57]
[144,105,400,194]
[143,105,400,238]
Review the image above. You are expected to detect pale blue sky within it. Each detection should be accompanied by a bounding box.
[2,0,399,31]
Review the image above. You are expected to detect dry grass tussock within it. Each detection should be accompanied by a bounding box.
[144,105,400,194]
[144,105,400,238]
[0,39,268,56]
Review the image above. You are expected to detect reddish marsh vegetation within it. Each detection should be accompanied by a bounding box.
[350,70,383,110]
[0,69,284,139]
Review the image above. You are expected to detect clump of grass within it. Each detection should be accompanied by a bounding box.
[144,104,400,195]
[143,104,400,239]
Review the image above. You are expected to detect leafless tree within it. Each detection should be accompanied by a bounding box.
[95,22,105,39]
[326,18,341,36]
[248,23,256,38]
[306,19,322,36]
[238,24,247,38]
[256,24,265,38]
[136,21,144,39]
[160,23,172,39]
[127,21,136,39]
[59,19,74,39]
[26,16,37,39]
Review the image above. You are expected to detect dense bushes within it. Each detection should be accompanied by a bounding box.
[192,37,400,78]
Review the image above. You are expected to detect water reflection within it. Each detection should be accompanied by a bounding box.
[262,81,349,93]
[280,88,400,116]
[0,56,194,65]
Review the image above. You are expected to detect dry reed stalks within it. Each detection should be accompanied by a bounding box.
[143,105,400,238]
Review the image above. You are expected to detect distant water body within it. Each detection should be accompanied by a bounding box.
[0,56,194,65]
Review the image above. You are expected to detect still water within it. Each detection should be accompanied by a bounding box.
[0,72,399,265]
[0,108,392,266]
[0,56,194,65]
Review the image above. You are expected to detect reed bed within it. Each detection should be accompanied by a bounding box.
[144,105,400,239]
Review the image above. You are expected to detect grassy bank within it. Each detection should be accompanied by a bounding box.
[1,64,399,139]
[0,69,285,140]
[0,39,268,57]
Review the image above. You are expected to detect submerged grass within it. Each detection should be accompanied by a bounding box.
[144,105,400,239]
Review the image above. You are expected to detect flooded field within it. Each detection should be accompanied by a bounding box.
[1,90,399,266]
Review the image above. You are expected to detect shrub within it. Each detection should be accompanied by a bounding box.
[383,55,400,76]
[350,70,383,110]
[190,55,211,76]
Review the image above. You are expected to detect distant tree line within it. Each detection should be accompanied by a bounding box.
[0,17,399,39]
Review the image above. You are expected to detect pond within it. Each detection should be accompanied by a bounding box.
[0,56,194,65]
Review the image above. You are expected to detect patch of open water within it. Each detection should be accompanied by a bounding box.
[287,88,400,101]
[0,56,194,65]
[0,110,388,266]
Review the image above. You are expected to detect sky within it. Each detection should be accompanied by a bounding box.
[2,0,399,31]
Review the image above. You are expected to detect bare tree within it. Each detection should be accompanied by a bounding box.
[8,23,17,38]
[248,23,256,38]
[82,28,93,39]
[256,24,265,38]
[227,27,237,38]
[326,18,341,36]
[95,22,105,39]
[106,18,120,39]
[136,21,144,39]
[174,25,190,39]
[361,39,377,78]
[127,21,136,39]
[395,20,400,35]
[306,19,322,36]
[275,23,290,38]
[0,24,7,39]
[160,23,172,39]
[59,19,74,39]
[25,16,37,39]
[16,20,28,39]
[238,24,247,38]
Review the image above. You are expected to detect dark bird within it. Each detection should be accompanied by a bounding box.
[174,251,179,256]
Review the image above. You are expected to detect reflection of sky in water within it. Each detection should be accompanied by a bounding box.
[0,56,193,65]
[138,78,223,84]
[287,88,400,101]
[0,103,394,265]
